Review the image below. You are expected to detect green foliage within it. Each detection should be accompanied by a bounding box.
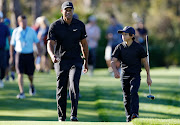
[96,19,108,68]
[7,0,180,67]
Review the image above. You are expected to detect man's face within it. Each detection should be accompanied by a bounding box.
[18,18,27,29]
[61,7,73,20]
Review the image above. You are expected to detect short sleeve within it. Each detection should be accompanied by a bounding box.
[106,26,111,34]
[80,23,87,40]
[139,45,147,58]
[10,29,17,46]
[47,23,56,41]
[111,44,121,60]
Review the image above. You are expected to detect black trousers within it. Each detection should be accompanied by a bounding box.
[0,49,6,80]
[121,72,141,122]
[54,61,82,120]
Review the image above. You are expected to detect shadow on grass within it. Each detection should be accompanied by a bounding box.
[0,116,57,121]
[0,76,100,122]
[1,69,180,122]
[93,81,180,122]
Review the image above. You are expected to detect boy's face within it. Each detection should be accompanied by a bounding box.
[122,32,134,42]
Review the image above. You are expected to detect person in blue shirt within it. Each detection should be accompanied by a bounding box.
[0,11,11,88]
[4,18,16,81]
[105,14,123,74]
[10,15,40,99]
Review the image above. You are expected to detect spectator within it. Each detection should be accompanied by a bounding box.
[32,17,41,33]
[0,12,11,88]
[36,16,50,73]
[73,13,79,19]
[105,14,123,74]
[85,15,101,76]
[9,15,40,99]
[4,18,15,81]
[135,22,148,47]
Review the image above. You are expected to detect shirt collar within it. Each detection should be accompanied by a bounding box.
[60,16,77,24]
[19,26,28,31]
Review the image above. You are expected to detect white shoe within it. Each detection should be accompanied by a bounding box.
[0,80,4,88]
[29,85,36,96]
[16,93,26,99]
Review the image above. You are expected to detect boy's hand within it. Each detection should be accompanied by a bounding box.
[114,70,120,79]
[147,76,152,86]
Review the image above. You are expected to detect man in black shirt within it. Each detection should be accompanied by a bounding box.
[111,26,152,122]
[47,1,88,121]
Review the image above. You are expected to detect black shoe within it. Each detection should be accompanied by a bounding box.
[131,113,139,120]
[11,74,15,80]
[70,116,78,121]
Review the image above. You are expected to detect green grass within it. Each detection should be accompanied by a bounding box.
[0,67,180,125]
[0,121,132,125]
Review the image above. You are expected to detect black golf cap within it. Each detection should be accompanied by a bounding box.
[118,26,135,35]
[61,1,74,10]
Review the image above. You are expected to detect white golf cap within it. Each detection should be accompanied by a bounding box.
[0,11,3,18]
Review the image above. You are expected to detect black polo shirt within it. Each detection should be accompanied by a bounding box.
[47,16,87,62]
[112,41,147,74]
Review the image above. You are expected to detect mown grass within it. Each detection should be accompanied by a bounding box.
[133,118,180,125]
[0,67,180,125]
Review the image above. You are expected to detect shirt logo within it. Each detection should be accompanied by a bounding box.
[73,29,78,32]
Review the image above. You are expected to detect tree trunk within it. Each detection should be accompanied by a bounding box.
[32,0,41,23]
[0,0,7,17]
[9,0,22,27]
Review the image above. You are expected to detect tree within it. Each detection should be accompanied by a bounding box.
[32,0,41,22]
[0,0,7,17]
[9,0,22,27]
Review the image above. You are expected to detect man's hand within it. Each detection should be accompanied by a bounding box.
[83,61,88,73]
[51,55,60,63]
[9,56,14,67]
[114,70,120,79]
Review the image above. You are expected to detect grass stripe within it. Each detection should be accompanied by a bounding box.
[0,67,180,124]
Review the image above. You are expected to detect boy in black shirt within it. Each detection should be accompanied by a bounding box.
[111,26,152,122]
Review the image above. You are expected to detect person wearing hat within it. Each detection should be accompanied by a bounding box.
[47,1,88,121]
[111,26,152,122]
[0,12,11,88]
